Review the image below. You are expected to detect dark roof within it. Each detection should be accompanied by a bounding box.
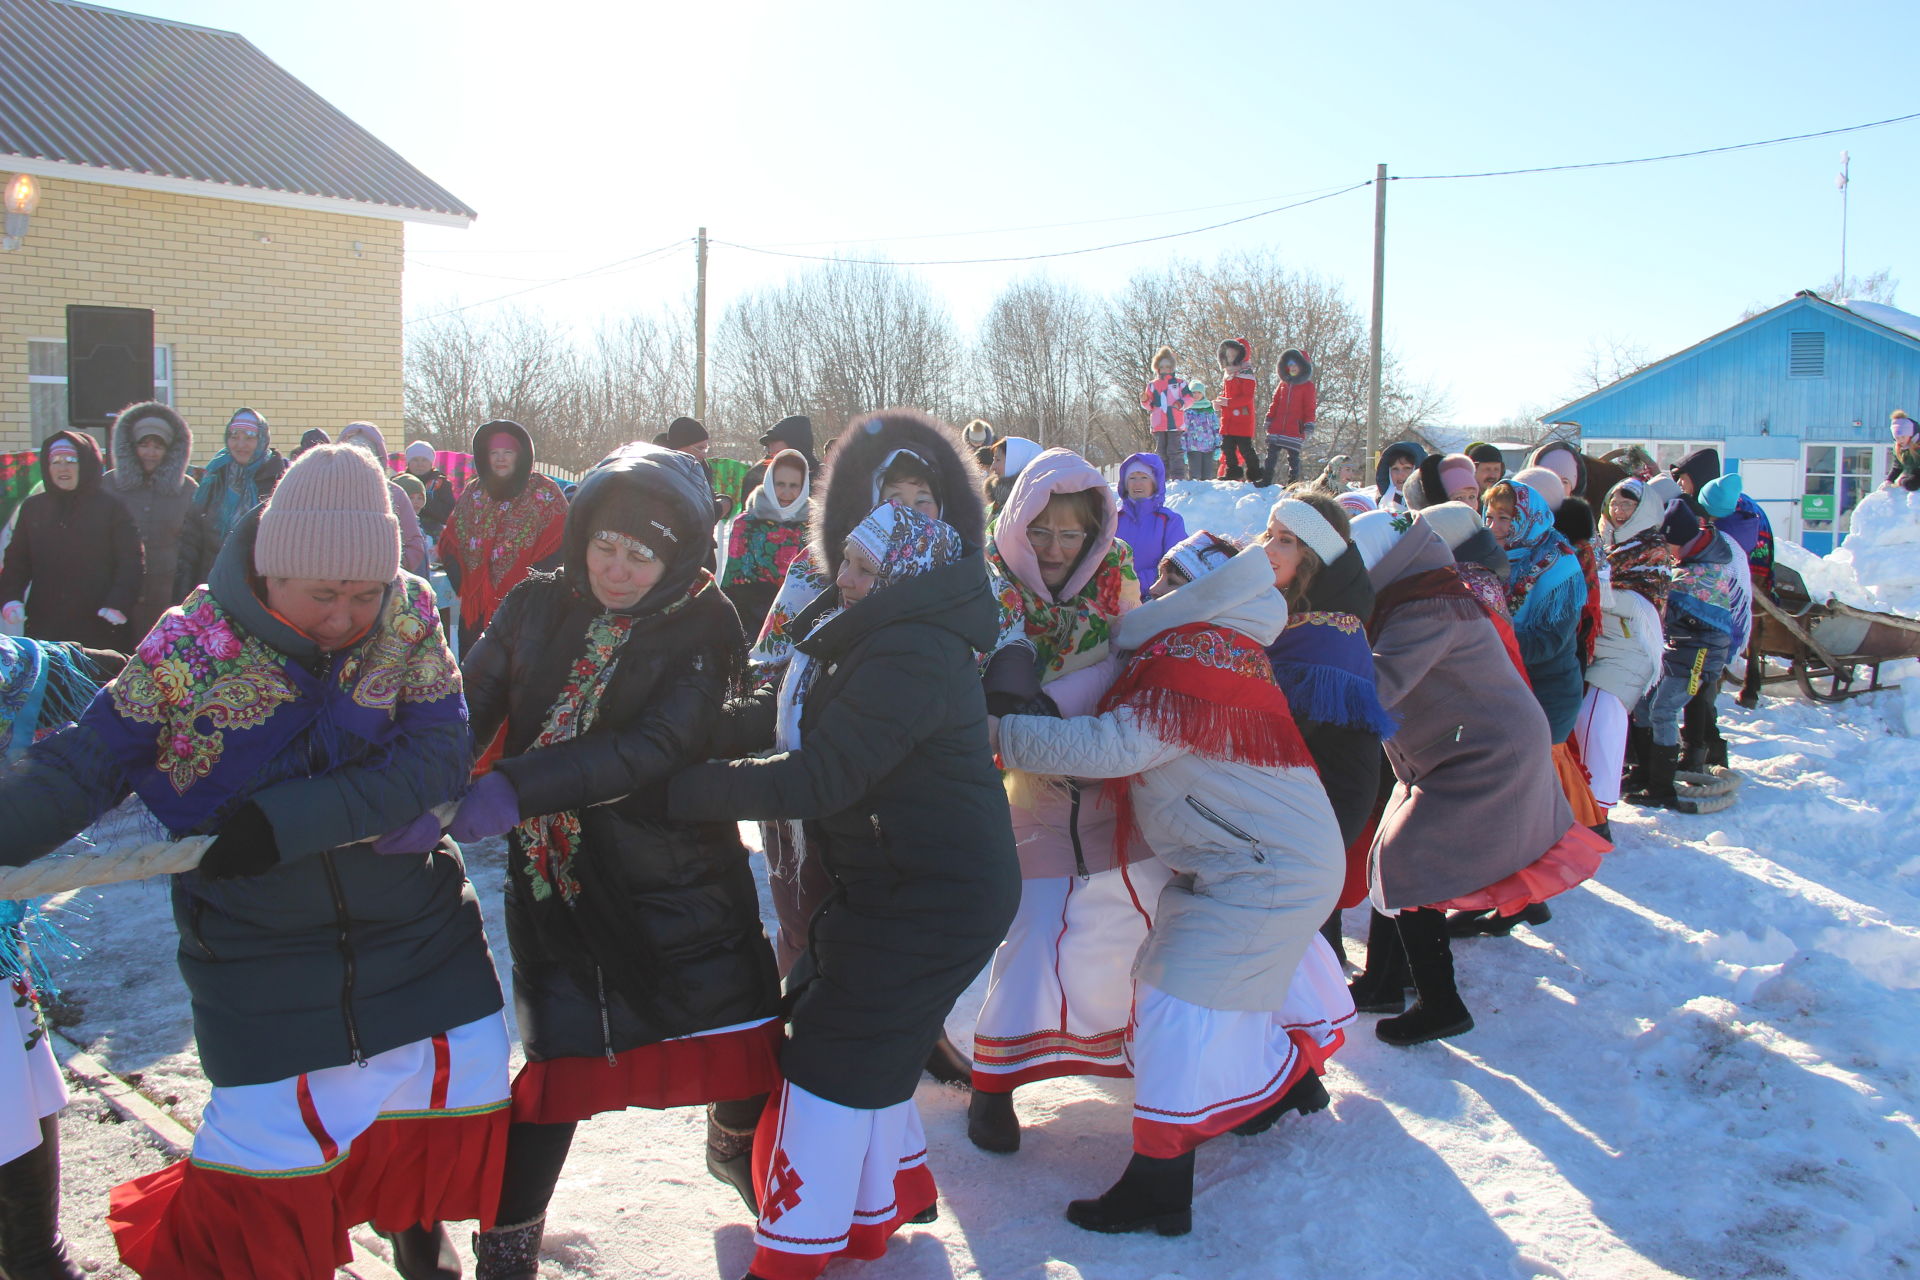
[0,0,474,224]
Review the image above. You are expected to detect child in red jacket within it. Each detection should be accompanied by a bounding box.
[1139,346,1195,481]
[1216,337,1262,482]
[1262,348,1317,487]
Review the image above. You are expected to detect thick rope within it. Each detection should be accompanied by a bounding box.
[0,803,461,901]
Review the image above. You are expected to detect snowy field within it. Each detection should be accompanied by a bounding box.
[35,479,1920,1279]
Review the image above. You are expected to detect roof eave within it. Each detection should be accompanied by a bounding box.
[2,154,474,228]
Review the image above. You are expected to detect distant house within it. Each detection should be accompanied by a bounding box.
[0,0,473,455]
[1541,293,1920,554]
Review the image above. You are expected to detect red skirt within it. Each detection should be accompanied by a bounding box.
[511,1016,783,1124]
[1428,821,1609,916]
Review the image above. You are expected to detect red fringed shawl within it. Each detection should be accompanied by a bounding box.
[1095,622,1314,855]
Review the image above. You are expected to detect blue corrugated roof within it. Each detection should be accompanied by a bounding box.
[0,0,475,222]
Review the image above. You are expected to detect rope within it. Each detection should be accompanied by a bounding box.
[0,803,461,901]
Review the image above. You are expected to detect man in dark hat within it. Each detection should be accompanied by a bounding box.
[656,416,711,462]
[743,415,816,496]
[1466,442,1507,494]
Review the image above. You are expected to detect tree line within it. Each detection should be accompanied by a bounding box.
[404,250,1448,473]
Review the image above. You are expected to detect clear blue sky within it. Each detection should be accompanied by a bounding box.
[105,0,1920,424]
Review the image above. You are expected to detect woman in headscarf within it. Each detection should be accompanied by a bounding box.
[1580,478,1669,826]
[966,447,1153,1154]
[1346,511,1607,1044]
[719,448,812,639]
[174,408,285,598]
[438,420,568,656]
[654,411,1019,1280]
[993,534,1351,1236]
[0,431,141,650]
[449,443,782,1270]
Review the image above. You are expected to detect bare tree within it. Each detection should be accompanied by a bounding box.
[975,275,1110,459]
[1742,268,1899,320]
[1576,337,1657,394]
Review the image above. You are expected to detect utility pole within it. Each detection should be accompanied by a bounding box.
[1366,164,1387,474]
[695,227,709,420]
[1837,152,1850,292]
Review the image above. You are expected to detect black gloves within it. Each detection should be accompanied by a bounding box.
[197,802,282,881]
[983,642,1047,718]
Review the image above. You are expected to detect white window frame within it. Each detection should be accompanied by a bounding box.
[27,338,174,443]
[1801,441,1888,538]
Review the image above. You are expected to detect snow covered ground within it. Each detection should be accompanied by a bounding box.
[36,478,1920,1279]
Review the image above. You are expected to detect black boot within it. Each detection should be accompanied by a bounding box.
[923,1033,973,1087]
[379,1224,461,1279]
[1348,909,1410,1014]
[0,1116,84,1280]
[967,1088,1021,1154]
[1621,723,1653,796]
[1377,909,1474,1047]
[706,1102,761,1214]
[472,1216,543,1280]
[1230,1069,1330,1136]
[1065,1150,1194,1236]
[1318,908,1348,968]
[1449,902,1551,938]
[1627,744,1681,808]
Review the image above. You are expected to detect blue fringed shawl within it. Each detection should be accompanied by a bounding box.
[1264,610,1397,738]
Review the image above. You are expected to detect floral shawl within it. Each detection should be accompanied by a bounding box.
[987,540,1141,679]
[1501,481,1583,644]
[439,471,568,628]
[749,547,833,674]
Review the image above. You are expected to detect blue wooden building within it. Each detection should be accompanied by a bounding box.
[1541,293,1920,553]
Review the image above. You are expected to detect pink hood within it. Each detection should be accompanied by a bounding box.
[993,447,1119,602]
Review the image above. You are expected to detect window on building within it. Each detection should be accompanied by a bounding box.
[26,340,174,445]
[1787,330,1826,379]
[1802,443,1885,537]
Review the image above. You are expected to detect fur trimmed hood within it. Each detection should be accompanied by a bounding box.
[812,410,987,576]
[108,402,193,495]
[1116,542,1287,649]
[1277,348,1313,384]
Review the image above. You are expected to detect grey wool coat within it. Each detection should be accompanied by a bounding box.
[1365,520,1575,911]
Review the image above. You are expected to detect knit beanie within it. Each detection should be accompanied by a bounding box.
[664,416,709,448]
[1893,411,1916,443]
[1421,501,1484,552]
[1658,498,1701,548]
[1672,447,1721,492]
[1700,474,1743,519]
[393,471,426,502]
[256,445,400,582]
[1437,454,1477,497]
[1466,442,1505,467]
[227,407,266,436]
[1513,466,1567,511]
[406,440,437,465]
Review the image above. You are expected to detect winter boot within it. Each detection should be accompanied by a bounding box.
[1230,1069,1330,1137]
[1590,817,1613,843]
[1347,909,1411,1014]
[473,1217,543,1280]
[1620,724,1654,795]
[1319,908,1348,968]
[1065,1150,1194,1236]
[923,1033,973,1087]
[706,1102,761,1214]
[0,1116,85,1280]
[1448,902,1551,939]
[967,1087,1021,1153]
[378,1224,462,1279]
[1627,744,1681,809]
[1377,909,1475,1047]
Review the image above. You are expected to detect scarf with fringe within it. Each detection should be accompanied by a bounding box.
[1503,484,1584,647]
[1607,531,1672,613]
[1264,611,1396,738]
[1096,621,1313,855]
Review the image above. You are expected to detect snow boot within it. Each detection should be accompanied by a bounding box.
[1590,818,1612,843]
[1348,909,1410,1014]
[1448,902,1551,939]
[1627,744,1681,809]
[1065,1150,1194,1236]
[472,1216,543,1280]
[1377,909,1475,1047]
[1620,724,1654,796]
[1230,1069,1330,1137]
[378,1224,461,1279]
[1319,908,1348,968]
[967,1088,1021,1154]
[923,1033,973,1087]
[706,1102,761,1214]
[0,1116,84,1280]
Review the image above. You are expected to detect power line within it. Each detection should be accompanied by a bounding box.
[1395,108,1920,181]
[404,239,690,325]
[714,183,1373,267]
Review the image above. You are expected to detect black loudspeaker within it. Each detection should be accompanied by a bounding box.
[66,305,155,429]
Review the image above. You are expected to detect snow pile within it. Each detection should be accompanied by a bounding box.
[1162,479,1285,545]
[1824,487,1920,617]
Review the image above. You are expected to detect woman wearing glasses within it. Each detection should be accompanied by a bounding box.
[966,447,1158,1153]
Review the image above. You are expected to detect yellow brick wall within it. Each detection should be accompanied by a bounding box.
[0,175,404,458]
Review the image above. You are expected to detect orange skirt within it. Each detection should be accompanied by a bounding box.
[1552,739,1609,832]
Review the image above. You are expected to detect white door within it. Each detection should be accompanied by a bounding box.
[1740,459,1799,543]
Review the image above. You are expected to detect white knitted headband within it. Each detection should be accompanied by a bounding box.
[1270,498,1346,566]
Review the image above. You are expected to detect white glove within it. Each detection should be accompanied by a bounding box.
[1,601,23,626]
[98,608,128,626]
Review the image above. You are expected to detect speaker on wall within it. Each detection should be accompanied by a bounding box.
[66,305,155,430]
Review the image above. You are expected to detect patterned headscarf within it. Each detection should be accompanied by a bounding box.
[1494,480,1582,640]
[845,501,964,595]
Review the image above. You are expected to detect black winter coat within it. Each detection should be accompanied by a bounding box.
[0,432,141,651]
[462,452,779,1065]
[668,556,1021,1110]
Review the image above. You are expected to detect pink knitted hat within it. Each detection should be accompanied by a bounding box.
[255,444,400,582]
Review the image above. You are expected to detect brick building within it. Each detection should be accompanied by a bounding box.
[0,0,473,456]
